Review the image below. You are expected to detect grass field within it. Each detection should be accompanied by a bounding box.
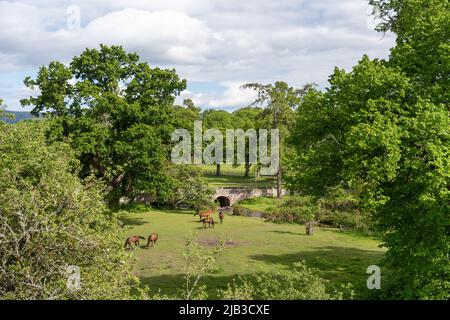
[198,164,255,176]
[204,174,274,187]
[197,164,275,187]
[119,208,385,298]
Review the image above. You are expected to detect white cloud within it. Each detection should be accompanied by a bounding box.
[177,82,258,110]
[0,0,395,110]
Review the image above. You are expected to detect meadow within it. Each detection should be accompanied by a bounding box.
[119,208,385,298]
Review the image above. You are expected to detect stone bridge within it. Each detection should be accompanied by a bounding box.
[214,187,289,207]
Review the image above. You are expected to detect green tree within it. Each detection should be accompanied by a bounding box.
[21,45,187,206]
[370,0,450,104]
[242,81,313,197]
[168,165,215,213]
[287,52,450,298]
[0,121,139,299]
[173,99,201,133]
[232,107,263,177]
[0,98,13,124]
[202,109,235,176]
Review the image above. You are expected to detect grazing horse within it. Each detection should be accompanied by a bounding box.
[147,233,158,247]
[219,212,225,224]
[198,209,213,221]
[124,236,145,249]
[200,217,215,229]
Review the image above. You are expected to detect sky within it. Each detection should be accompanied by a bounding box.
[0,0,395,111]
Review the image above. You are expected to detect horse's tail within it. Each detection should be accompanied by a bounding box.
[139,236,145,239]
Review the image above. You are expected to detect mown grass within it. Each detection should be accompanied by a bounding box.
[195,164,275,187]
[198,164,255,176]
[119,208,385,299]
[204,174,274,187]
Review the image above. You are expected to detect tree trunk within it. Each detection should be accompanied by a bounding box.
[216,163,221,176]
[108,196,121,208]
[276,167,282,198]
[244,160,251,177]
[306,221,314,235]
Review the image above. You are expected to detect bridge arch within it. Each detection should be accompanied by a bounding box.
[213,187,289,206]
[215,196,231,207]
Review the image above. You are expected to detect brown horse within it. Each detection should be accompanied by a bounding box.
[124,236,145,249]
[198,209,213,221]
[219,212,225,224]
[200,217,215,229]
[147,233,158,247]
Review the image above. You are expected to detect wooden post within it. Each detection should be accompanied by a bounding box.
[306,221,314,235]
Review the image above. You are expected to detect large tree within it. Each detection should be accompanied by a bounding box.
[201,109,235,176]
[287,0,450,299]
[0,121,138,299]
[232,107,263,177]
[370,0,449,104]
[242,81,313,198]
[21,45,186,206]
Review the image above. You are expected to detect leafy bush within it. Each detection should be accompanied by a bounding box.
[179,232,226,300]
[264,207,306,224]
[0,121,139,299]
[316,188,375,234]
[118,203,154,213]
[265,196,317,224]
[219,261,353,300]
[232,205,267,218]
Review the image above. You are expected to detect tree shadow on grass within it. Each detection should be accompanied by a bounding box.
[270,230,307,236]
[138,246,386,299]
[139,273,254,299]
[119,216,148,227]
[250,246,385,286]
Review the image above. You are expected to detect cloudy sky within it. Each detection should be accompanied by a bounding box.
[0,0,394,111]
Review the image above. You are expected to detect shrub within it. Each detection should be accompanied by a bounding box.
[0,122,139,299]
[265,196,317,224]
[179,232,226,300]
[219,261,353,300]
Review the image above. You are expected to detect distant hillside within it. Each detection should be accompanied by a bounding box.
[2,110,34,124]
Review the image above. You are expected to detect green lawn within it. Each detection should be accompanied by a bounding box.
[119,208,385,298]
[196,164,275,187]
[198,164,255,176]
[204,174,274,187]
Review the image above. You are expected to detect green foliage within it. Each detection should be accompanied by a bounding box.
[242,81,314,197]
[287,1,450,298]
[21,45,187,206]
[219,261,352,300]
[168,165,216,212]
[0,121,139,299]
[265,196,317,224]
[0,98,14,124]
[370,0,450,104]
[180,232,226,300]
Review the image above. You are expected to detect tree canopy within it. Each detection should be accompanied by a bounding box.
[287,0,450,299]
[0,121,138,299]
[21,45,187,205]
